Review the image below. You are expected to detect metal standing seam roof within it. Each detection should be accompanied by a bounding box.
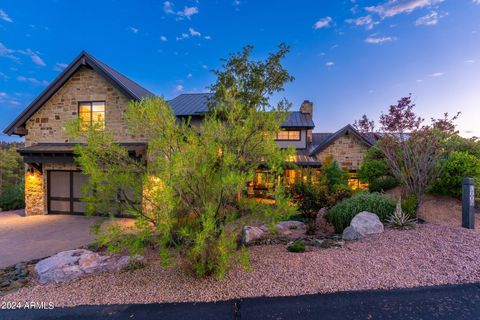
[168,93,214,116]
[168,93,315,128]
[18,142,146,154]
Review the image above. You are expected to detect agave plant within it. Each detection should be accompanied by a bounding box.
[388,198,416,229]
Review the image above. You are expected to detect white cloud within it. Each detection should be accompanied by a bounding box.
[0,92,20,106]
[204,35,212,40]
[17,49,46,66]
[415,11,447,26]
[0,42,19,61]
[0,9,13,23]
[313,17,333,29]
[466,59,475,63]
[366,0,444,18]
[163,1,175,14]
[160,35,168,42]
[473,0,480,4]
[174,84,184,92]
[202,64,208,69]
[0,71,9,80]
[429,72,444,77]
[365,35,396,43]
[176,33,189,40]
[416,79,423,82]
[53,62,68,71]
[187,73,192,78]
[16,76,48,86]
[178,6,199,19]
[188,27,201,37]
[346,15,379,30]
[128,26,139,33]
[325,61,335,67]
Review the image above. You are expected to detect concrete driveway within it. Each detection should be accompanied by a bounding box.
[0,210,103,268]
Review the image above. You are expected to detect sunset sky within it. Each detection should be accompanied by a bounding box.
[1,0,479,141]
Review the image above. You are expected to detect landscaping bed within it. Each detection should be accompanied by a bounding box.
[1,223,480,307]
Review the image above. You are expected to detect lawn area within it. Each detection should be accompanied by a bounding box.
[2,222,479,307]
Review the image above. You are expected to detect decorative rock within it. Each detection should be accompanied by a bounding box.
[35,249,142,284]
[350,211,384,236]
[342,226,364,241]
[241,225,268,245]
[275,221,307,239]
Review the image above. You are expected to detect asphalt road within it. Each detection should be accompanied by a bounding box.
[2,283,480,320]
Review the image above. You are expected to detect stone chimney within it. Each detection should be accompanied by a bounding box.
[300,100,313,116]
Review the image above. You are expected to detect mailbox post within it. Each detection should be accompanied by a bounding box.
[462,178,475,229]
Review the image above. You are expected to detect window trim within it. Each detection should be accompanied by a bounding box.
[78,100,106,130]
[275,130,301,141]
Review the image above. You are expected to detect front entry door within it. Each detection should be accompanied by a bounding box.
[47,170,88,214]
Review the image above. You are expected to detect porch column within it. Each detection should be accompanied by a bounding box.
[24,166,45,215]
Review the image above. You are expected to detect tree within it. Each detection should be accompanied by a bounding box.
[354,95,459,208]
[70,45,297,278]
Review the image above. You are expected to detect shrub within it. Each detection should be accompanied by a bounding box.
[323,160,349,193]
[326,192,396,233]
[369,176,399,193]
[326,188,353,207]
[287,241,306,253]
[401,194,418,219]
[289,181,327,219]
[0,184,25,211]
[358,145,391,182]
[388,199,416,229]
[432,151,480,198]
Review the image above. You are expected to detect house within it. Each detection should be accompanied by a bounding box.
[3,51,376,216]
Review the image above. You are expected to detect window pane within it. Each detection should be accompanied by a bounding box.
[289,131,300,140]
[79,103,91,113]
[92,102,105,112]
[276,131,289,140]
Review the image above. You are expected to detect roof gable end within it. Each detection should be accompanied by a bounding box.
[309,124,374,156]
[3,51,155,136]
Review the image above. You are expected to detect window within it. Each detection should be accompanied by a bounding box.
[275,130,301,141]
[79,101,105,130]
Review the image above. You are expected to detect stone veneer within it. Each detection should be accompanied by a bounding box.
[23,66,145,215]
[314,133,368,171]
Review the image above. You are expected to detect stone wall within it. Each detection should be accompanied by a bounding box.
[314,133,369,171]
[23,66,145,215]
[24,65,145,147]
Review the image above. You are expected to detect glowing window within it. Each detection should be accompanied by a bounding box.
[275,130,301,141]
[79,101,105,131]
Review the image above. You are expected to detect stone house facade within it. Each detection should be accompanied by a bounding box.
[3,51,376,216]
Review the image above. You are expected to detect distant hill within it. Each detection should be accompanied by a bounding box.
[0,141,24,150]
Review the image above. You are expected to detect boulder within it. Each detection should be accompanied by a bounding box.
[35,249,142,284]
[241,225,268,245]
[342,226,364,241]
[275,221,307,239]
[350,211,384,236]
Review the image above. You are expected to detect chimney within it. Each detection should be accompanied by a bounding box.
[300,100,313,116]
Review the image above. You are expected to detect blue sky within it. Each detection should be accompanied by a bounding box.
[1,0,480,142]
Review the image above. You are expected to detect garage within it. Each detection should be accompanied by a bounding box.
[47,170,88,214]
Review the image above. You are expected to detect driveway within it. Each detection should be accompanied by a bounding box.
[2,283,480,319]
[0,210,102,268]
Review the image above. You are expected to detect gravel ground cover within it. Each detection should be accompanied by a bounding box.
[1,223,480,307]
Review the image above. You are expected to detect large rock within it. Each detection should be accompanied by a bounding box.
[35,249,141,284]
[241,225,268,245]
[276,221,307,239]
[342,226,364,241]
[350,211,384,236]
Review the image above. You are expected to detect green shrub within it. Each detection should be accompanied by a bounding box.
[326,192,396,233]
[289,181,327,219]
[401,195,418,219]
[369,176,399,193]
[0,184,25,211]
[287,241,306,253]
[323,160,349,193]
[432,151,480,198]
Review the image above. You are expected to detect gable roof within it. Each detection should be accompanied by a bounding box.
[169,93,214,116]
[3,51,155,136]
[168,92,314,128]
[309,124,377,156]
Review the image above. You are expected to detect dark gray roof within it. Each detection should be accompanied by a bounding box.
[168,93,314,128]
[169,93,214,116]
[4,51,155,136]
[281,111,315,128]
[309,124,377,156]
[18,142,146,154]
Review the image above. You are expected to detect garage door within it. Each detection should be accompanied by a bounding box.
[47,170,88,214]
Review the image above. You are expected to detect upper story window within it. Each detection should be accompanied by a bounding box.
[79,101,105,131]
[275,130,301,141]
